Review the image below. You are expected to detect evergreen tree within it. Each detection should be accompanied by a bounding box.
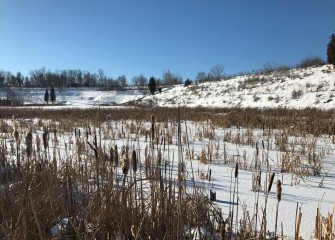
[327,33,335,65]
[44,88,49,104]
[148,77,156,94]
[184,79,192,87]
[50,86,56,104]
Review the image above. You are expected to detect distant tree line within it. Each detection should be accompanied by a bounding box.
[0,67,190,89]
[0,68,129,89]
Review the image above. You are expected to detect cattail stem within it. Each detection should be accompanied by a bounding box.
[275,201,280,238]
[235,162,239,235]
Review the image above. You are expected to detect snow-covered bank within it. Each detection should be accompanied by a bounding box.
[1,65,335,110]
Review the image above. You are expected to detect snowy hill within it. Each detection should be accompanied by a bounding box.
[1,64,335,109]
[140,64,335,109]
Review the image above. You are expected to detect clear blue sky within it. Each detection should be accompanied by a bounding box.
[1,0,335,81]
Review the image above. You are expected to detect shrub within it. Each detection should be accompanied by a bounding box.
[298,56,325,69]
[253,94,261,102]
[292,89,303,99]
[261,62,291,75]
[184,79,192,87]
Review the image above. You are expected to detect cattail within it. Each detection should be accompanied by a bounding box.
[110,147,114,162]
[276,180,282,202]
[53,128,58,144]
[114,145,118,168]
[36,134,41,152]
[275,179,282,238]
[25,132,33,158]
[151,114,155,142]
[200,148,207,164]
[257,172,261,187]
[43,130,48,149]
[268,172,275,193]
[132,150,137,173]
[13,128,19,142]
[122,151,129,175]
[235,162,239,178]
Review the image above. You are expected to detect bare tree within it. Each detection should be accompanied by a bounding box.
[195,71,207,83]
[209,64,225,81]
[132,74,148,86]
[162,70,183,85]
[117,75,127,88]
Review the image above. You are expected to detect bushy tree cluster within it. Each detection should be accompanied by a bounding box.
[162,70,183,85]
[195,64,225,83]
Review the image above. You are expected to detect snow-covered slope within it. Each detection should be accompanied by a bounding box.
[141,64,335,109]
[2,65,335,109]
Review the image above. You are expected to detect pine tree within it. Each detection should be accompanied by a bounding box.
[50,86,56,104]
[44,88,49,104]
[148,77,156,94]
[327,33,335,65]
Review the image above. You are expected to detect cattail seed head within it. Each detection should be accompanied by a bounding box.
[43,130,48,149]
[122,151,129,175]
[132,150,137,173]
[25,132,33,158]
[13,128,19,142]
[268,172,275,193]
[110,147,114,162]
[114,145,118,167]
[276,179,282,202]
[151,114,155,141]
[257,173,261,187]
[235,163,239,178]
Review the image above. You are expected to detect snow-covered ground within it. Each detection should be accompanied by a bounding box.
[2,117,335,239]
[1,64,334,109]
